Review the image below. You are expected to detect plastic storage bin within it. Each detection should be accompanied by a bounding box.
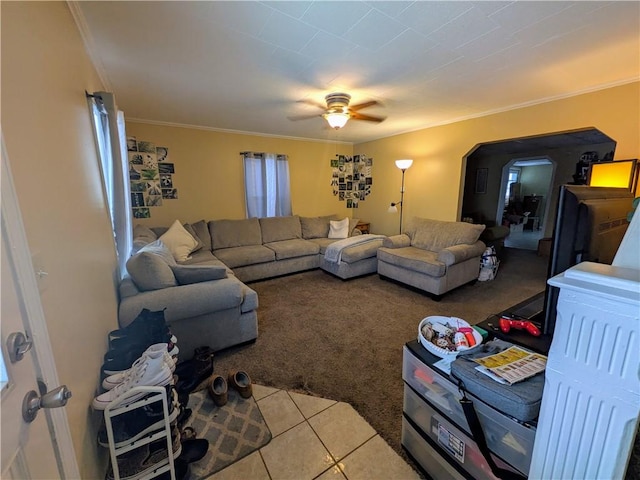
[402,343,536,475]
[403,385,522,480]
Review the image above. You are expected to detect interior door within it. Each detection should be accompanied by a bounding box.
[1,228,60,478]
[0,135,75,478]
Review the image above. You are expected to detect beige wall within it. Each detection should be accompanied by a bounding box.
[2,3,117,477]
[125,122,354,227]
[354,82,640,236]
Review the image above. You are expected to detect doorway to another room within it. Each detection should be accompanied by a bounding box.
[499,158,554,251]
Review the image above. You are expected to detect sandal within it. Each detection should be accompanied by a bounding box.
[180,426,197,441]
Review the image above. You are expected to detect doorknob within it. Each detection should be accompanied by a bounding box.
[22,385,72,423]
[6,331,33,363]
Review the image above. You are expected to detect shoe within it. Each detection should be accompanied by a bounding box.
[102,344,177,390]
[102,342,179,377]
[98,386,179,448]
[207,375,228,406]
[105,426,182,480]
[93,352,175,410]
[108,308,168,343]
[175,355,213,395]
[174,346,214,379]
[178,438,209,463]
[156,458,190,480]
[228,370,252,398]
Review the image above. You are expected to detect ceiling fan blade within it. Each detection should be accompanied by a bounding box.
[349,100,379,111]
[296,99,327,110]
[350,112,385,123]
[287,113,322,121]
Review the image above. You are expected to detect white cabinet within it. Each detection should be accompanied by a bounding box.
[530,262,640,479]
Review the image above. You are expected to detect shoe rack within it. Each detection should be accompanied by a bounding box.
[103,386,177,480]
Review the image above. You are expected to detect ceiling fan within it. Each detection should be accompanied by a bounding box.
[288,92,385,129]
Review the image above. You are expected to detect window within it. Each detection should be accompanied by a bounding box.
[88,92,132,278]
[505,168,520,205]
[242,152,292,218]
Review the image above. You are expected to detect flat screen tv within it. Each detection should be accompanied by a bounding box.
[542,184,634,335]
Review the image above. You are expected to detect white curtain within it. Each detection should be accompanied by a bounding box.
[243,152,292,218]
[88,91,132,279]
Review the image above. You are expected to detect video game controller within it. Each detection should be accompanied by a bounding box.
[499,316,541,337]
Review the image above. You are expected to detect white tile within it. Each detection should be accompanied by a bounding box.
[339,435,420,480]
[252,383,280,401]
[206,451,270,480]
[260,422,334,480]
[315,465,347,480]
[288,391,336,419]
[257,389,305,436]
[307,402,376,461]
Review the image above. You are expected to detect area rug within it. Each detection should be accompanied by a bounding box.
[183,388,271,478]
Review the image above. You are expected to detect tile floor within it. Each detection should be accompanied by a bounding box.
[207,384,420,480]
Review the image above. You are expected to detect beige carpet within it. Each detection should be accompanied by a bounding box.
[211,247,548,464]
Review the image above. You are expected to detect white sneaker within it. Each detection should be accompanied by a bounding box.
[93,351,174,410]
[102,345,177,391]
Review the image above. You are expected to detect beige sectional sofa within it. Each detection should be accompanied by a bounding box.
[377,217,486,300]
[119,215,385,358]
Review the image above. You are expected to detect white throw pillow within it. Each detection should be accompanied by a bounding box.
[159,219,199,262]
[328,217,349,239]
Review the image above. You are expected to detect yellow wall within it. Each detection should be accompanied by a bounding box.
[2,3,116,477]
[355,82,640,235]
[125,122,354,227]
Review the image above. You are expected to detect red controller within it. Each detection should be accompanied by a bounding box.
[499,316,541,336]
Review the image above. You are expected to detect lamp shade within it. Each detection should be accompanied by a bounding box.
[324,112,350,129]
[388,204,398,213]
[395,159,413,170]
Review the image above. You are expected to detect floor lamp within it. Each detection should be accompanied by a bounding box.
[388,159,413,234]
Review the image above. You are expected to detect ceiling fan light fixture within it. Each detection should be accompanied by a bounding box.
[324,112,350,129]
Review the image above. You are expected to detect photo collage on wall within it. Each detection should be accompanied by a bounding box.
[330,154,373,209]
[127,137,177,219]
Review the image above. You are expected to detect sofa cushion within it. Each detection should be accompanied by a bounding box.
[183,223,205,252]
[300,216,330,239]
[126,240,178,291]
[159,219,200,261]
[213,245,275,269]
[191,220,211,251]
[377,246,446,277]
[306,237,334,254]
[329,217,349,239]
[407,217,485,252]
[170,264,227,285]
[133,224,157,243]
[259,216,302,243]
[265,239,320,260]
[210,218,262,250]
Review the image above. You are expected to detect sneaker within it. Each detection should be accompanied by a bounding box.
[102,345,178,391]
[102,342,179,376]
[98,386,179,448]
[108,308,168,343]
[93,352,174,410]
[105,426,182,480]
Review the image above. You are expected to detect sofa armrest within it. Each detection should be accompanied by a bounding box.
[383,234,411,248]
[436,241,487,266]
[118,277,244,327]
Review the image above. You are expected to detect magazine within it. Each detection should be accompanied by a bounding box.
[472,346,547,385]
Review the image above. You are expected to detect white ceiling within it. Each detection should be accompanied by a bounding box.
[75,1,640,144]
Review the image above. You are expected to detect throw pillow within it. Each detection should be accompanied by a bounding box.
[183,223,205,253]
[300,216,330,239]
[328,217,349,239]
[126,240,177,291]
[348,218,360,236]
[170,265,227,285]
[159,219,199,262]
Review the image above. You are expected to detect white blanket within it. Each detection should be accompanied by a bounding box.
[324,234,386,264]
